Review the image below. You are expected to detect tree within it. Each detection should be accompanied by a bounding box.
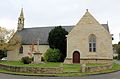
[118,41,120,44]
[48,26,68,62]
[117,42,120,60]
[0,50,7,59]
[44,48,61,62]
[0,27,21,59]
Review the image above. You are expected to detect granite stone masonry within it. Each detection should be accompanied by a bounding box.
[0,64,63,74]
[81,64,112,72]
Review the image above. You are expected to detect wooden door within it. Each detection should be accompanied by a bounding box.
[73,51,80,63]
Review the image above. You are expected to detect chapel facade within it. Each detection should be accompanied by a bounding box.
[64,9,113,64]
[7,9,113,64]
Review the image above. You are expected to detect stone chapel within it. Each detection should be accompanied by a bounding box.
[7,9,113,64]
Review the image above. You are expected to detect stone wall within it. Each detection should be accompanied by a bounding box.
[65,10,113,61]
[7,47,21,61]
[80,59,113,64]
[64,58,113,64]
[7,45,49,61]
[0,64,63,74]
[81,64,112,72]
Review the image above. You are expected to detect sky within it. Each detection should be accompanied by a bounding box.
[0,0,120,44]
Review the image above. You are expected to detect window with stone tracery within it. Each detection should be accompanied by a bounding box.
[89,34,96,52]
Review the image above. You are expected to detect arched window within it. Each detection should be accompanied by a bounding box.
[89,34,96,52]
[19,45,23,54]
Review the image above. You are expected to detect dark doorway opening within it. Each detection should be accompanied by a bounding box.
[73,51,80,63]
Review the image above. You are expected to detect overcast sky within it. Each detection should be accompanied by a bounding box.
[0,0,120,44]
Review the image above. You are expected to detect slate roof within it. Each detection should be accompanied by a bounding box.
[17,24,109,45]
[101,24,110,32]
[16,26,73,45]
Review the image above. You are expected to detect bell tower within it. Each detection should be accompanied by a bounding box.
[17,8,24,31]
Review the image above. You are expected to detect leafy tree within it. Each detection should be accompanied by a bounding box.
[0,27,21,50]
[113,44,119,53]
[117,42,120,60]
[0,50,7,59]
[44,48,61,62]
[0,27,21,59]
[0,27,14,43]
[48,26,68,62]
[118,41,120,44]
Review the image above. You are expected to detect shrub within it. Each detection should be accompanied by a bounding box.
[41,56,44,61]
[0,50,7,59]
[117,44,120,60]
[44,48,61,62]
[31,57,34,61]
[21,56,32,64]
[113,56,118,59]
[48,26,68,62]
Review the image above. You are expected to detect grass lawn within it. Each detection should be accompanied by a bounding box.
[0,61,61,67]
[0,61,81,72]
[0,61,120,76]
[63,64,81,72]
[0,63,120,77]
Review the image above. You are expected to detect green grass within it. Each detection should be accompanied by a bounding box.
[0,61,120,77]
[0,61,61,67]
[108,63,120,71]
[0,63,120,77]
[63,64,81,72]
[0,61,81,72]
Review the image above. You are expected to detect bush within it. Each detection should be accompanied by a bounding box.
[21,56,32,64]
[0,50,7,59]
[113,56,118,59]
[48,26,68,62]
[31,57,34,61]
[44,48,61,62]
[41,56,44,61]
[117,45,120,60]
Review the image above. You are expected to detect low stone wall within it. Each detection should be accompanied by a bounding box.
[0,64,63,74]
[81,64,112,72]
[64,58,113,64]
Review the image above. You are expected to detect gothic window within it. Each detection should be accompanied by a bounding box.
[89,34,96,52]
[19,46,23,54]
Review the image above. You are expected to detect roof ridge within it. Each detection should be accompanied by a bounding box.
[24,25,75,29]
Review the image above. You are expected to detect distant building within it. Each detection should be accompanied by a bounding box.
[7,9,113,64]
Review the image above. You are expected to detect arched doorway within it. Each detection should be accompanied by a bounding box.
[73,51,80,63]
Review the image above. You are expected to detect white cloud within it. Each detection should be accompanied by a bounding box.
[0,0,119,43]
